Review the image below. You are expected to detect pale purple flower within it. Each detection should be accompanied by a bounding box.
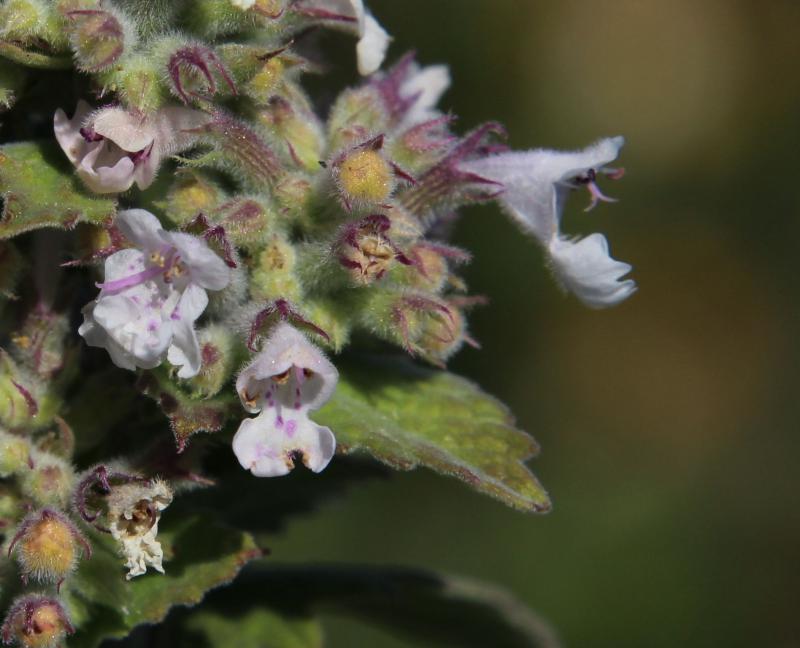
[54,101,208,194]
[396,61,450,130]
[461,136,636,308]
[233,323,338,477]
[79,209,230,377]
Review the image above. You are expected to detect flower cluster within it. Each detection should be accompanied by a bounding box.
[0,0,638,632]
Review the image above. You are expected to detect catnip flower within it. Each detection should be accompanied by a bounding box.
[54,101,208,194]
[107,479,173,580]
[374,54,451,130]
[233,323,338,477]
[297,0,389,75]
[78,209,230,378]
[461,136,636,308]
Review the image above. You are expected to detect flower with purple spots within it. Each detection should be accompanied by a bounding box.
[232,323,338,477]
[460,136,637,308]
[54,101,208,194]
[78,209,230,377]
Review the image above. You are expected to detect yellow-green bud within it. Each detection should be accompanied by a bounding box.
[1,595,74,648]
[251,234,302,302]
[20,453,75,508]
[9,509,89,584]
[0,430,30,476]
[333,140,395,207]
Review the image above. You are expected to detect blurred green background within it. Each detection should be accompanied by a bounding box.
[266,1,800,646]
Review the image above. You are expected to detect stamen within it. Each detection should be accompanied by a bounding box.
[79,127,104,142]
[271,369,290,384]
[574,168,619,212]
[583,181,617,212]
[96,264,165,294]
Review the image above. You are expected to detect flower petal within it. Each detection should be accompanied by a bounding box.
[115,209,166,251]
[462,137,625,243]
[548,234,637,308]
[92,107,154,152]
[164,231,230,291]
[399,64,450,128]
[236,323,339,413]
[357,12,389,75]
[53,100,93,165]
[232,410,336,477]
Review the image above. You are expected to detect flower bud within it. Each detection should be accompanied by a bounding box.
[0,0,64,49]
[0,430,30,477]
[359,291,464,365]
[251,233,301,302]
[8,509,90,585]
[62,7,126,72]
[167,170,225,225]
[256,94,324,172]
[188,325,235,398]
[168,44,237,105]
[273,174,312,220]
[0,353,40,430]
[213,197,276,249]
[332,136,394,208]
[327,87,387,151]
[1,595,74,648]
[337,214,411,285]
[20,453,75,508]
[11,306,69,379]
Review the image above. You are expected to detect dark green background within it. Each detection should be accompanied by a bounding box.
[272,1,800,646]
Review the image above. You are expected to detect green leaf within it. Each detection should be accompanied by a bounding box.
[67,512,262,648]
[184,608,323,648]
[0,41,72,69]
[315,356,551,513]
[208,564,560,648]
[0,141,116,239]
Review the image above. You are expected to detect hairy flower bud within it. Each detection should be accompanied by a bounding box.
[167,170,226,225]
[337,214,411,285]
[0,0,65,50]
[331,135,394,208]
[62,7,126,72]
[0,352,40,430]
[8,509,90,585]
[256,93,324,172]
[251,233,301,302]
[0,430,30,477]
[20,453,75,508]
[1,595,74,648]
[168,44,237,105]
[188,325,235,398]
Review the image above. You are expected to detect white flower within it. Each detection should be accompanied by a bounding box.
[54,101,208,194]
[461,136,636,308]
[398,61,450,130]
[298,0,390,76]
[230,0,256,8]
[233,323,338,477]
[79,209,230,377]
[107,480,173,580]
